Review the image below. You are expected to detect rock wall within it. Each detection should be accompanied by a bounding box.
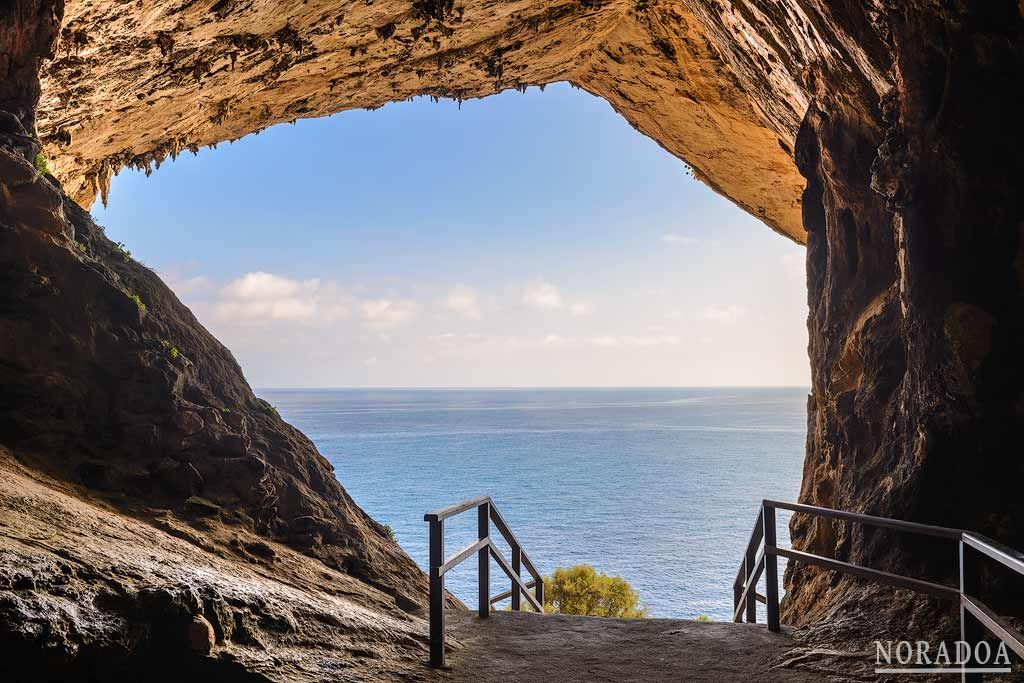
[785,0,1024,631]
[2,4,449,676]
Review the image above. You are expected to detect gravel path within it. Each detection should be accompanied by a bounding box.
[437,611,832,682]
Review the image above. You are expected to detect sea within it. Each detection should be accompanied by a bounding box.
[258,387,807,621]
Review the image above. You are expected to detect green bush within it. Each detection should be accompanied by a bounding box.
[543,564,648,618]
[113,241,132,262]
[125,290,146,312]
[382,524,396,542]
[34,153,50,176]
[696,614,713,622]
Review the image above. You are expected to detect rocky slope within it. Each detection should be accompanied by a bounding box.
[0,449,438,681]
[3,0,1024,677]
[0,140,429,618]
[2,10,453,674]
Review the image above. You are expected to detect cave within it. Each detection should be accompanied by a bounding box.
[1,0,1022,679]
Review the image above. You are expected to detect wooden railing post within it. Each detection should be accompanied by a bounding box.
[478,501,490,619]
[535,576,544,611]
[763,502,780,632]
[428,518,445,667]
[744,543,757,623]
[959,539,984,683]
[511,546,522,611]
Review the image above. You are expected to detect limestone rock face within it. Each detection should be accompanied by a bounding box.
[783,0,1024,634]
[36,0,819,240]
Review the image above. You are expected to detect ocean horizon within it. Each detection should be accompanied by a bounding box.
[259,386,807,621]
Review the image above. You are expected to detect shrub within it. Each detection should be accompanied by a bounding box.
[382,524,396,542]
[113,241,132,262]
[125,290,146,312]
[34,153,50,175]
[543,564,648,618]
[696,614,712,622]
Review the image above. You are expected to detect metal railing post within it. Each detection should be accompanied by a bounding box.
[744,543,757,623]
[428,518,445,667]
[478,501,490,619]
[763,502,780,632]
[511,546,522,611]
[959,538,984,683]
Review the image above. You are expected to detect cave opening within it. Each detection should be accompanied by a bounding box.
[4,1,1023,676]
[88,82,810,620]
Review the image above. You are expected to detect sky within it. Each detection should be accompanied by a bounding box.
[92,83,809,388]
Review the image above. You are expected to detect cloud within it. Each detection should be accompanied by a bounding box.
[363,356,378,368]
[211,271,393,326]
[445,284,482,319]
[661,233,699,246]
[522,278,563,310]
[360,298,417,330]
[222,272,310,300]
[215,272,325,322]
[167,275,210,296]
[157,264,211,298]
[590,335,681,347]
[702,304,747,323]
[569,300,594,317]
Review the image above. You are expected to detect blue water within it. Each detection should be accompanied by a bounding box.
[259,387,806,621]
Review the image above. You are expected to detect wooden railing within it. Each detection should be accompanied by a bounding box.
[735,499,1024,681]
[424,496,544,668]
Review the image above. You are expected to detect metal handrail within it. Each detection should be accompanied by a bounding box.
[424,496,545,668]
[735,499,1024,681]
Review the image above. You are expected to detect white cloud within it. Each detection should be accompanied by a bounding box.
[158,264,211,298]
[445,284,482,319]
[661,233,699,246]
[360,299,417,330]
[522,278,563,310]
[589,335,681,348]
[223,271,309,300]
[363,356,378,367]
[207,272,418,330]
[702,304,747,323]
[569,301,594,317]
[215,273,326,322]
[168,275,210,296]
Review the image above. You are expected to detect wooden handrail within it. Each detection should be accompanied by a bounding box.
[489,544,544,611]
[491,578,538,605]
[490,505,542,583]
[735,499,1024,681]
[438,537,490,577]
[732,551,764,622]
[765,499,964,539]
[425,496,545,668]
[425,495,491,522]
[769,546,959,598]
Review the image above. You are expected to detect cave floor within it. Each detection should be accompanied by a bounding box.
[437,610,864,682]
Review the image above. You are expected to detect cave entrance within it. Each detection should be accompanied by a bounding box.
[91,83,808,621]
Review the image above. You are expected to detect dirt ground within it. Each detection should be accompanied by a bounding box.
[438,611,835,682]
